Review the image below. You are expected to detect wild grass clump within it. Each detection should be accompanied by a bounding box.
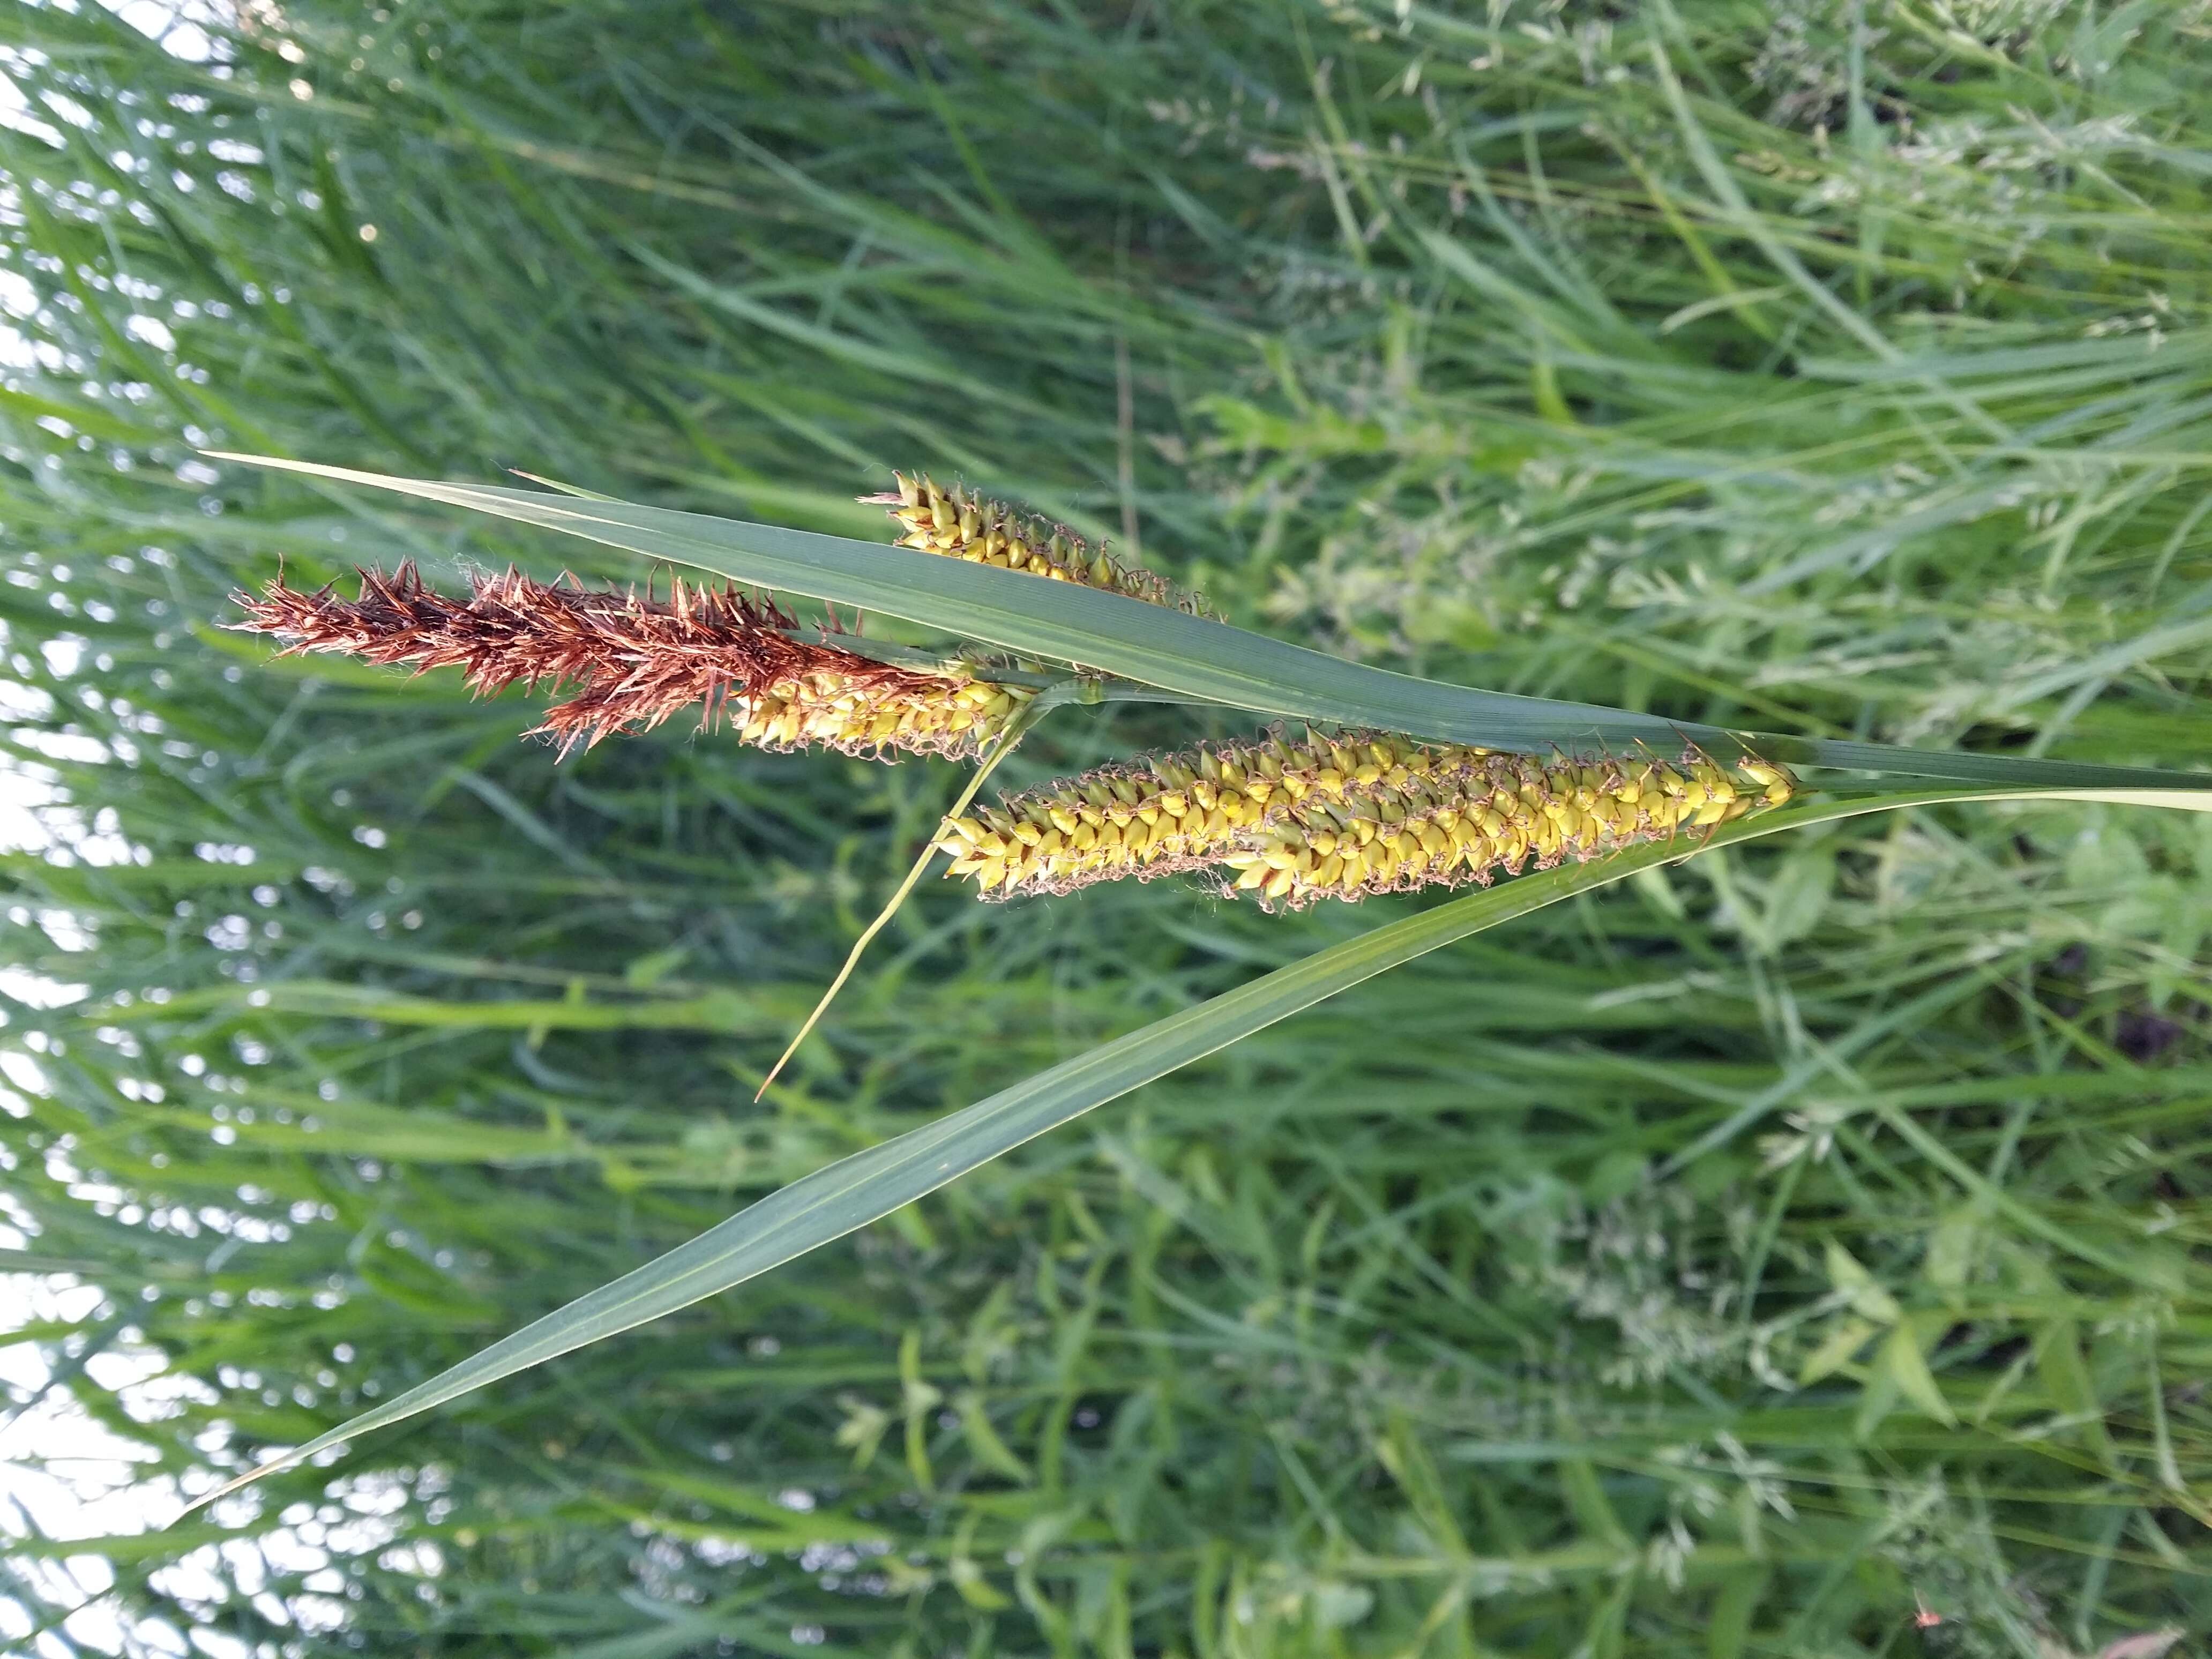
[2,3,2209,1657]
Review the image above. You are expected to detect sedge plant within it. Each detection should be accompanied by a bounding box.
[7,1,2212,1651]
[199,449,2210,1509]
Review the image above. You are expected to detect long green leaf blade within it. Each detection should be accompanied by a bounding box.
[206,455,2203,792]
[188,781,2211,1509]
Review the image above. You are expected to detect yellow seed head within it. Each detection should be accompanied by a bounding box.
[865,472,1208,613]
[731,663,1035,761]
[1233,743,1797,911]
[941,730,1798,907]
[946,728,1493,899]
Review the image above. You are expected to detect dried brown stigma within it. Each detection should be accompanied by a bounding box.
[231,563,1032,760]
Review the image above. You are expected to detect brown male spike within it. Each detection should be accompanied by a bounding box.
[231,563,1032,760]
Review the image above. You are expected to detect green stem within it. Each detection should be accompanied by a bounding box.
[753,689,1063,1099]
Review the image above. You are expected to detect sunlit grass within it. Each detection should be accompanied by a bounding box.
[2,2,2209,1655]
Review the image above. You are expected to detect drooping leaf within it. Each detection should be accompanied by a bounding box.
[189,781,2212,1506]
[206,455,2208,794]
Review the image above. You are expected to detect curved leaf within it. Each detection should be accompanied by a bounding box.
[187,780,2212,1509]
[206,454,2204,793]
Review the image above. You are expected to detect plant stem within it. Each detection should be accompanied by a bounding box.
[753,689,1066,1098]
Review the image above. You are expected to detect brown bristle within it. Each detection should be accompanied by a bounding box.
[230,563,1028,760]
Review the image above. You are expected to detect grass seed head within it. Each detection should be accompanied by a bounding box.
[1224,744,1797,910]
[940,729,1796,906]
[940,728,1496,897]
[866,472,1210,614]
[232,563,1032,760]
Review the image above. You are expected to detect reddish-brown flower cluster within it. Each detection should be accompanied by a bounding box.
[231,563,1030,759]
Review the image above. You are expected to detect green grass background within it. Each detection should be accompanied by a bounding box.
[3,2,2210,1653]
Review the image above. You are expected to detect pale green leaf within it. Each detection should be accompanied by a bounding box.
[1879,1321,1958,1427]
[1798,1318,1880,1386]
[1824,1239,1903,1324]
[190,782,2212,1507]
[205,454,2212,794]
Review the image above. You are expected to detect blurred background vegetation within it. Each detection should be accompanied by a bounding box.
[3,2,2210,1654]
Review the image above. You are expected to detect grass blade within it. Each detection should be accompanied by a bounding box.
[756,689,1060,1098]
[204,454,2203,793]
[186,779,2212,1509]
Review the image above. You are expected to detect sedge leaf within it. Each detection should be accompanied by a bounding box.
[189,781,2212,1508]
[205,455,2204,794]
